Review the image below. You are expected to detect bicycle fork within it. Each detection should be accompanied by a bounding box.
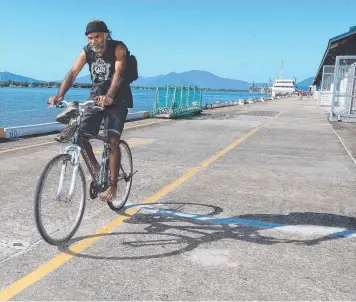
[55,145,81,202]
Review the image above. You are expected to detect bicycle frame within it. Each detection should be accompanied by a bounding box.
[54,100,131,201]
[55,106,111,201]
[78,131,110,187]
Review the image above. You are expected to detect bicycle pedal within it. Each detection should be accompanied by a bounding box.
[89,181,101,199]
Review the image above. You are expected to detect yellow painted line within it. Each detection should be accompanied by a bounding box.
[0,120,168,154]
[0,209,138,302]
[0,112,281,301]
[0,141,56,154]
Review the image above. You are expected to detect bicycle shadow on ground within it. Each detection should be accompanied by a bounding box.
[58,202,356,261]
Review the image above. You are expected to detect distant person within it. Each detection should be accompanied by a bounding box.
[299,90,303,99]
[48,20,138,202]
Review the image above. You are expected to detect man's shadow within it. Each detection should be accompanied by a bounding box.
[58,202,356,261]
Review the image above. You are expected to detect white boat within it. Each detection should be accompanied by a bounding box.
[271,61,296,96]
[271,78,296,96]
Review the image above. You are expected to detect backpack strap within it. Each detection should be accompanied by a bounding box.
[112,40,138,83]
[113,40,130,56]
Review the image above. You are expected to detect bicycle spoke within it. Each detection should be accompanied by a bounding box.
[34,154,86,245]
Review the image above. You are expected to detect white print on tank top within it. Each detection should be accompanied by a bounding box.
[91,58,111,82]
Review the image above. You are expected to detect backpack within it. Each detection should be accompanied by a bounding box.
[115,40,138,84]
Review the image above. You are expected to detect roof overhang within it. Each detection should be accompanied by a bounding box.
[313,26,356,86]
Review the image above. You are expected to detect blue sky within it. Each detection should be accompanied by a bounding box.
[1,0,356,83]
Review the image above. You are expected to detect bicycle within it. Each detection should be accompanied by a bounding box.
[34,100,135,245]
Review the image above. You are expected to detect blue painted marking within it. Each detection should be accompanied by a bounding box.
[331,230,356,237]
[143,207,281,229]
[127,204,356,238]
[210,217,281,229]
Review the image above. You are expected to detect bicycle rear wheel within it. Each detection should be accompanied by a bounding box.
[108,140,133,211]
[34,154,86,245]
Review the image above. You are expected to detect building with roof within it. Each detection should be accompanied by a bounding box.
[313,26,356,88]
[312,26,356,121]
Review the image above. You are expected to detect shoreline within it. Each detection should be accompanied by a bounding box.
[0,95,277,141]
[0,84,255,93]
[0,86,271,129]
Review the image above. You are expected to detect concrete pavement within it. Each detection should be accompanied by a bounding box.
[0,96,355,300]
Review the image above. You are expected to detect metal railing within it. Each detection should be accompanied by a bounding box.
[330,56,356,121]
[318,65,335,108]
[152,85,203,118]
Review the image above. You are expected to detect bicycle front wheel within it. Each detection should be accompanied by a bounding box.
[108,140,133,211]
[34,154,86,245]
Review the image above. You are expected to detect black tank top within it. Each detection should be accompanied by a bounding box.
[83,39,133,108]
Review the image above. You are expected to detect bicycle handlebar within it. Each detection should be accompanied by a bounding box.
[47,99,103,111]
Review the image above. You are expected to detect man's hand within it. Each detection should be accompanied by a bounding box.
[94,95,115,108]
[48,95,64,106]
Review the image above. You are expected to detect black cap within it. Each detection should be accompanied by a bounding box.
[85,20,109,35]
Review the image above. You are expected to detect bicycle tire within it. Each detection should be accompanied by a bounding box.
[34,153,86,245]
[108,140,134,211]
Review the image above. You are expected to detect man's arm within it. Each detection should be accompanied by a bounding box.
[105,44,127,100]
[57,50,87,97]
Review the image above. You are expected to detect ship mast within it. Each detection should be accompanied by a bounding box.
[279,61,284,79]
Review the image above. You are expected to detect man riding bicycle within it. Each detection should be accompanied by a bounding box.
[49,20,134,202]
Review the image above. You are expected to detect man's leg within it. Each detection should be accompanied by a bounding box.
[100,132,121,201]
[100,104,128,202]
[81,138,100,174]
[80,108,104,177]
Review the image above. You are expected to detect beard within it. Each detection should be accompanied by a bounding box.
[90,41,106,53]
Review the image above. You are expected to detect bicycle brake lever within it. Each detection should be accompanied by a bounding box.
[46,101,63,108]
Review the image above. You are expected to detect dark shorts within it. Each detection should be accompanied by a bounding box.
[80,101,128,137]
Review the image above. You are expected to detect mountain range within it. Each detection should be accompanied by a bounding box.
[0,70,314,90]
[70,70,252,89]
[296,77,314,88]
[0,71,43,83]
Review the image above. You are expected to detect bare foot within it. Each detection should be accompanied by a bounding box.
[100,185,117,202]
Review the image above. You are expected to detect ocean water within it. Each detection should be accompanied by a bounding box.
[0,87,269,127]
